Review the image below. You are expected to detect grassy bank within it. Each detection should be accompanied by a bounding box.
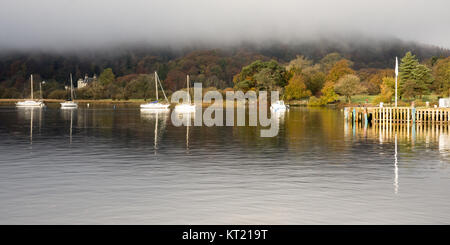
[2,94,443,108]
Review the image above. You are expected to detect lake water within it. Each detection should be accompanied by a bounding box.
[0,103,449,224]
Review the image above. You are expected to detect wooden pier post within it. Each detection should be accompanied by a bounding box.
[364,108,368,127]
[374,108,377,123]
[346,106,449,125]
[407,108,411,124]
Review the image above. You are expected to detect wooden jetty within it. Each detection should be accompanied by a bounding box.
[344,106,450,124]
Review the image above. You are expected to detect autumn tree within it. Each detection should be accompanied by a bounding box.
[319,81,339,104]
[284,73,312,100]
[233,60,287,91]
[334,74,366,102]
[254,68,277,90]
[432,57,450,96]
[286,55,313,73]
[325,59,355,84]
[363,69,394,95]
[374,77,395,103]
[320,52,343,73]
[302,65,326,96]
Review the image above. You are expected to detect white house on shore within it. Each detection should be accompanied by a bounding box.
[77,74,97,89]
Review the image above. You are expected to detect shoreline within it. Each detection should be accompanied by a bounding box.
[0,98,263,108]
[0,98,438,109]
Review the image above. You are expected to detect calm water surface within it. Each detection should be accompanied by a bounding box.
[0,103,449,224]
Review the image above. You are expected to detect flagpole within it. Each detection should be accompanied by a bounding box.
[395,57,398,107]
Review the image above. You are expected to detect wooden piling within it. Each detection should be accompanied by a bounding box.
[345,106,449,125]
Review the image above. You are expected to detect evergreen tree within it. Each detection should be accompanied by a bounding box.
[399,52,432,98]
[98,68,115,86]
[399,52,419,84]
[411,64,432,95]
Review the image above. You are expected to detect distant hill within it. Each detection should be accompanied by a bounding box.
[0,38,448,92]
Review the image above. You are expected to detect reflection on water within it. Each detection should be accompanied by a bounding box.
[141,110,169,152]
[394,134,398,194]
[345,119,450,156]
[346,120,450,195]
[0,105,449,224]
[16,107,43,145]
[439,133,450,157]
[61,109,76,144]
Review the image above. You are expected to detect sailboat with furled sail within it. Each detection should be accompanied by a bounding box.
[140,71,170,111]
[174,75,196,113]
[61,73,78,109]
[16,74,45,108]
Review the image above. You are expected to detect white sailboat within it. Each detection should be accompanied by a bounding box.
[140,71,170,111]
[270,100,288,111]
[61,73,78,109]
[174,75,196,113]
[16,74,46,108]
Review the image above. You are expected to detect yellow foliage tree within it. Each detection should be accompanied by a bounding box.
[325,59,355,84]
[319,81,339,104]
[284,73,312,100]
[374,77,395,104]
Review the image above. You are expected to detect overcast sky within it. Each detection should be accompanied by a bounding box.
[0,0,449,50]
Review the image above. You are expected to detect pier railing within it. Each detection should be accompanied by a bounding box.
[344,107,450,124]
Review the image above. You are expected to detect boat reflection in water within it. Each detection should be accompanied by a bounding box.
[17,107,43,145]
[172,111,195,151]
[345,120,450,194]
[272,109,286,123]
[61,108,77,144]
[140,109,170,152]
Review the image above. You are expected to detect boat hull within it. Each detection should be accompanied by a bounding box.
[140,103,170,110]
[16,100,45,108]
[270,101,288,111]
[61,103,78,109]
[61,102,78,109]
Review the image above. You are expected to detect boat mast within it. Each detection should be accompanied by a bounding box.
[155,71,159,101]
[395,57,398,107]
[187,75,190,104]
[30,74,34,100]
[39,80,43,100]
[70,73,74,101]
[156,72,169,103]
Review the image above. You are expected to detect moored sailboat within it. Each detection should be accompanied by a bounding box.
[16,74,46,108]
[140,71,170,111]
[174,75,196,113]
[270,100,289,111]
[61,73,78,109]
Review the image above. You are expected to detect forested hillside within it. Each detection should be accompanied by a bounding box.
[0,39,448,100]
